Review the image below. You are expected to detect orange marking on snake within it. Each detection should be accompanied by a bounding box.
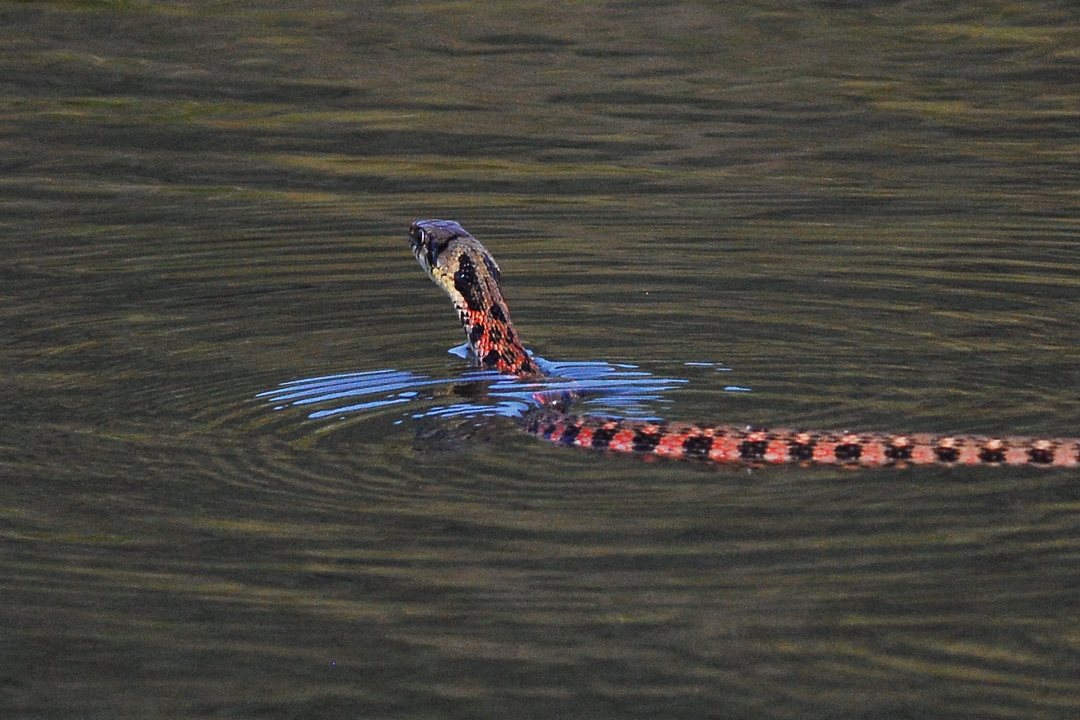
[910,444,937,464]
[574,426,595,448]
[857,440,888,466]
[708,436,739,463]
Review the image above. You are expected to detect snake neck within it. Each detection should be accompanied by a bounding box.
[409,219,543,378]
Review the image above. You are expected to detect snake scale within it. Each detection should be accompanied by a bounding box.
[409,219,1079,467]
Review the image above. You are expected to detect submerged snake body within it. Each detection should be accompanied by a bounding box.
[409,220,1080,468]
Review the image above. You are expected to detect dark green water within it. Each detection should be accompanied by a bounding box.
[3,1,1080,718]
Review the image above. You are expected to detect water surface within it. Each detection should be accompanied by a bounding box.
[3,1,1080,718]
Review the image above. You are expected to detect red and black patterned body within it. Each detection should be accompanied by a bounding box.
[523,409,1080,467]
[409,219,1078,468]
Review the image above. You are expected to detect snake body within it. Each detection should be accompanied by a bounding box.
[409,219,1079,467]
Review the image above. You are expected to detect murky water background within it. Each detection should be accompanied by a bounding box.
[3,1,1080,717]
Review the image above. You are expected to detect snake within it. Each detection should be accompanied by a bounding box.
[408,219,1079,467]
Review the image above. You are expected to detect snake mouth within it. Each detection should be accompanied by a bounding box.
[407,222,426,260]
[408,219,460,273]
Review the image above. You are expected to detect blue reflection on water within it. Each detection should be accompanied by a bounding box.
[257,357,714,423]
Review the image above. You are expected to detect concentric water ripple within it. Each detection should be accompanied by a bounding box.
[261,354,683,414]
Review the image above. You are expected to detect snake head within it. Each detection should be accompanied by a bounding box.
[409,219,469,280]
